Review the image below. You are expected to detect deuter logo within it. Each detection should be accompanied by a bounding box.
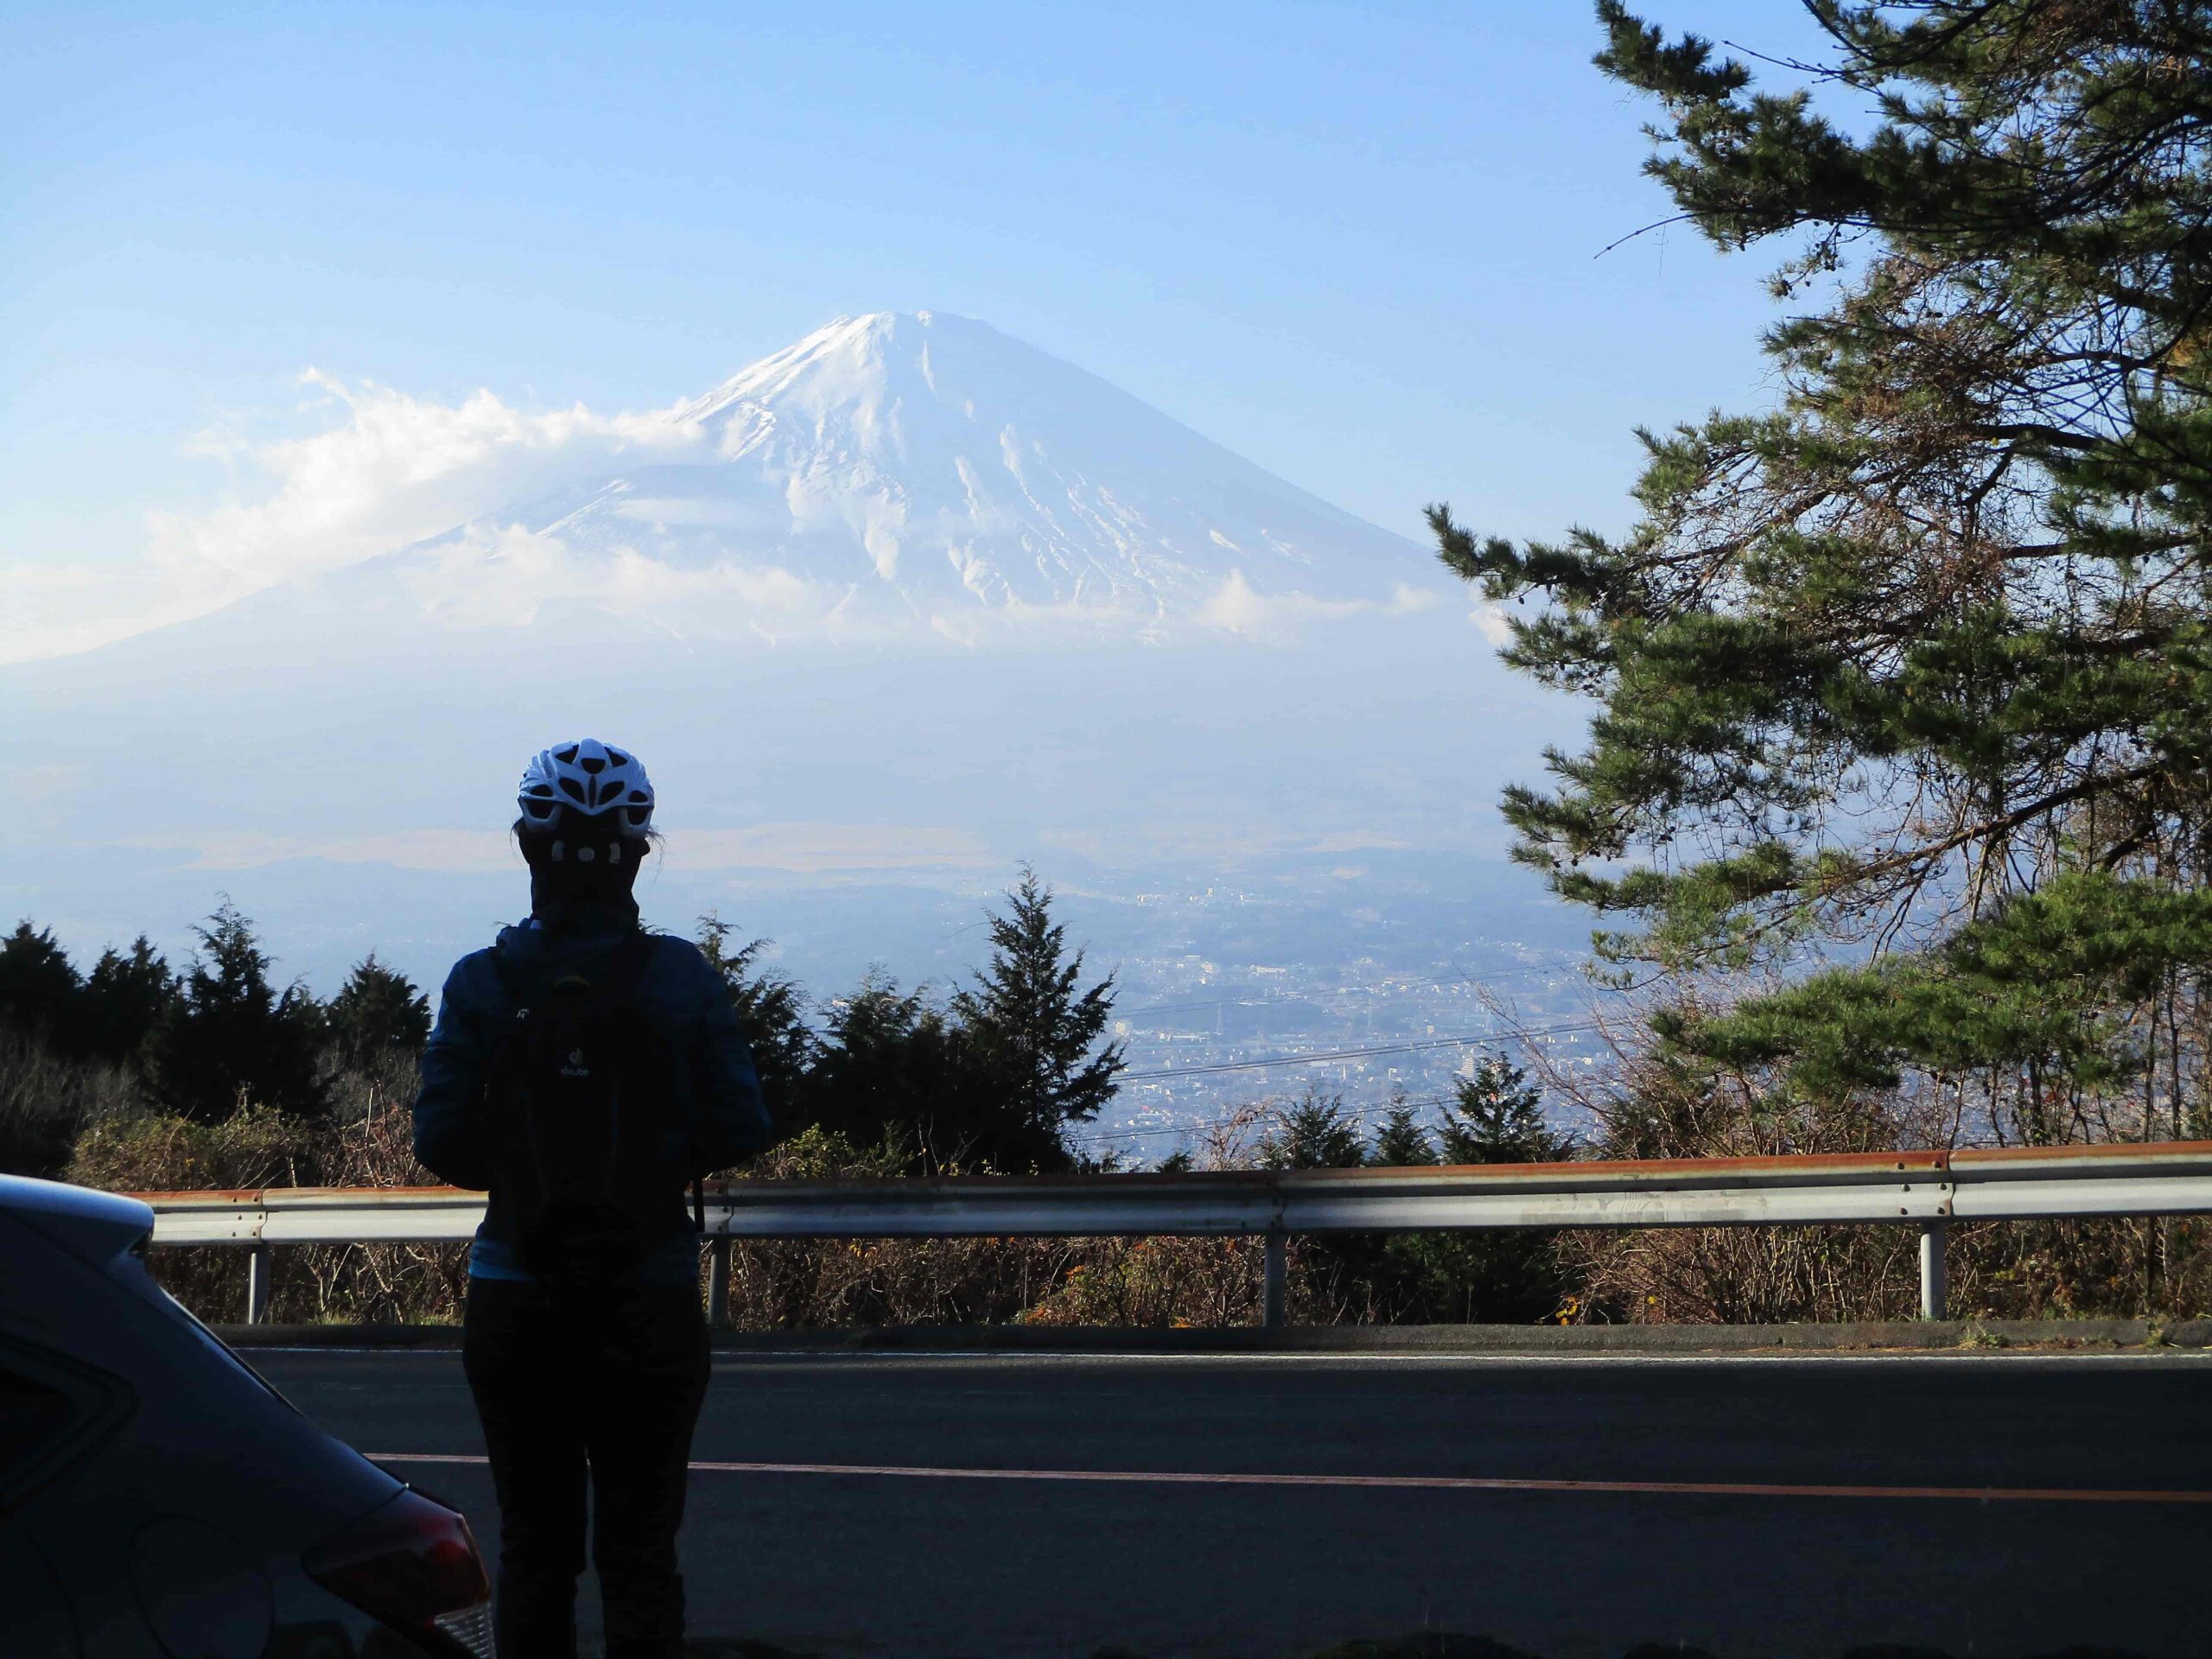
[560,1047,590,1078]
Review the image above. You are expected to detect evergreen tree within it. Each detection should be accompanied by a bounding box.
[696,916,814,1130]
[79,937,177,1070]
[0,923,83,1052]
[146,902,326,1122]
[1363,1058,1573,1324]
[1370,1096,1438,1167]
[1433,3,2212,1113]
[1435,1056,1571,1166]
[325,954,431,1071]
[950,868,1126,1168]
[797,976,973,1168]
[1259,1085,1368,1169]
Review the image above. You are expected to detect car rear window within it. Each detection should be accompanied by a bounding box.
[0,1370,78,1477]
[0,1338,134,1512]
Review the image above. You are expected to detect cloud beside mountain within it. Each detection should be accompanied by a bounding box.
[6,311,1476,664]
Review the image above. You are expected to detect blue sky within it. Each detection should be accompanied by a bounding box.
[3,0,1842,648]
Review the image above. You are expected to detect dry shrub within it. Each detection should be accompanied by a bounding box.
[1950,1217,2212,1320]
[1,1029,139,1180]
[68,1056,469,1325]
[709,1127,1279,1329]
[1520,1013,1938,1322]
[1015,1236,1268,1328]
[716,1127,1036,1327]
[1526,999,2212,1324]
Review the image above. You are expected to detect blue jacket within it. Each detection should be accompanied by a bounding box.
[413,904,773,1285]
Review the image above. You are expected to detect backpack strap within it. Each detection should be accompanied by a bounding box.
[605,927,658,1001]
[486,945,531,1016]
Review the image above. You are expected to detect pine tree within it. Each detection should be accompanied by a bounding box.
[79,937,176,1070]
[0,923,83,1052]
[951,868,1126,1167]
[146,901,326,1122]
[1370,1096,1438,1167]
[1434,3,2212,1112]
[325,953,431,1071]
[696,915,814,1128]
[1259,1085,1368,1169]
[1435,1056,1571,1166]
[797,976,970,1167]
[1360,1058,1573,1324]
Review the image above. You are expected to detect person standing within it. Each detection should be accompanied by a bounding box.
[413,738,772,1658]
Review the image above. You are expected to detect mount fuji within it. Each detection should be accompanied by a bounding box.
[458,308,1421,633]
[5,313,1577,995]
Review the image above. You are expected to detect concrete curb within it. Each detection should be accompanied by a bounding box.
[216,1316,2212,1354]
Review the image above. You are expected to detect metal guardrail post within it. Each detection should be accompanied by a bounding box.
[1920,1221,1948,1321]
[707,1236,732,1329]
[246,1243,271,1325]
[1262,1229,1287,1330]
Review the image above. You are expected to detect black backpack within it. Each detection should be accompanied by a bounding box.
[481,931,702,1287]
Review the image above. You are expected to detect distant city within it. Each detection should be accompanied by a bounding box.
[986,874,1601,1163]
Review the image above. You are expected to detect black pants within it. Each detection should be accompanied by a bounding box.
[461,1276,710,1659]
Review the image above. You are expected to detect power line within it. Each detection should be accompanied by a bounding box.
[1116,962,1576,1023]
[1116,1020,1605,1083]
[1071,1091,1461,1147]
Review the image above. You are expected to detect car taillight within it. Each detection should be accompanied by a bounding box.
[303,1487,495,1657]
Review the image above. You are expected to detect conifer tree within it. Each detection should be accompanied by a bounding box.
[1370,1096,1439,1167]
[1258,1085,1368,1170]
[79,937,176,1070]
[1435,3,2212,1114]
[696,916,814,1129]
[1362,1057,1573,1323]
[146,902,325,1122]
[0,923,83,1052]
[797,976,969,1167]
[326,954,431,1071]
[951,868,1126,1166]
[1436,1056,1571,1166]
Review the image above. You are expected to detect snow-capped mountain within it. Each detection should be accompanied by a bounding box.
[391,310,1424,641]
[3,311,1572,997]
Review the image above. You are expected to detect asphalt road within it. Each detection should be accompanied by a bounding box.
[251,1346,2212,1659]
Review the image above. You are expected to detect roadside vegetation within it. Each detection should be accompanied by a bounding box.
[7,885,2209,1327]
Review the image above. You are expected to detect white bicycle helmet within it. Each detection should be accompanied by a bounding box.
[518,739,655,836]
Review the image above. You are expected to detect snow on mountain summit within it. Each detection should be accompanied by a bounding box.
[406,311,1425,638]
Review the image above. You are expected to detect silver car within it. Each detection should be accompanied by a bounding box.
[0,1174,495,1657]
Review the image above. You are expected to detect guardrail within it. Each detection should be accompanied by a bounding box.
[132,1140,2212,1327]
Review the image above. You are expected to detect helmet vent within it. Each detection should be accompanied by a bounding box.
[518,739,655,839]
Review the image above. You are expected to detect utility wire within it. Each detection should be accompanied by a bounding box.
[1069,1091,1463,1147]
[1116,961,1574,1021]
[1116,1020,1604,1082]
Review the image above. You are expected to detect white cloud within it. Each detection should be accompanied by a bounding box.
[399,522,859,645]
[155,371,702,585]
[144,821,990,875]
[1471,602,1515,646]
[0,374,708,665]
[1195,570,1448,641]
